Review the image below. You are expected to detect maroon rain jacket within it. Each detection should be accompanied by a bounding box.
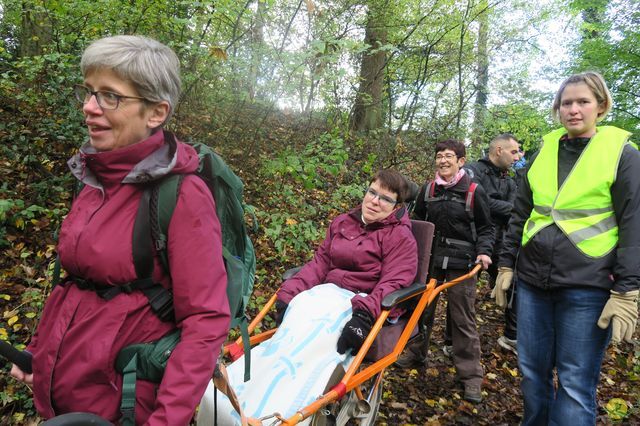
[27,131,230,425]
[277,207,418,319]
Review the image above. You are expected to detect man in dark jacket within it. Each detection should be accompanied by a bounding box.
[465,134,520,354]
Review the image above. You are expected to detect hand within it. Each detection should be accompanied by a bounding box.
[491,267,514,309]
[274,300,288,327]
[475,254,492,271]
[337,310,374,355]
[597,290,638,343]
[10,364,33,386]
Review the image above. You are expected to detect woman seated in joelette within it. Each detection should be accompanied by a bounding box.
[275,169,418,355]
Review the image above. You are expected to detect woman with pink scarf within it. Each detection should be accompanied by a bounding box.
[398,139,494,404]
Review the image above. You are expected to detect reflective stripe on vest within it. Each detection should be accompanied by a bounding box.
[522,126,632,258]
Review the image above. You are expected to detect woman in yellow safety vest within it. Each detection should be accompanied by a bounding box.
[494,71,640,425]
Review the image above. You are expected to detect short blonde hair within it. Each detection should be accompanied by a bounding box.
[552,71,612,123]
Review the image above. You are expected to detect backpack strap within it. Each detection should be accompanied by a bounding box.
[131,187,175,322]
[151,174,183,273]
[119,354,138,426]
[118,186,177,424]
[466,182,478,242]
[422,181,435,220]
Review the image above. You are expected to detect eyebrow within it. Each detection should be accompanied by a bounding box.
[83,82,123,93]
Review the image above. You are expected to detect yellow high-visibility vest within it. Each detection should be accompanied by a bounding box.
[522,126,632,258]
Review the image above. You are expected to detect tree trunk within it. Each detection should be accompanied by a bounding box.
[19,1,51,57]
[472,1,489,147]
[249,0,265,101]
[350,4,388,133]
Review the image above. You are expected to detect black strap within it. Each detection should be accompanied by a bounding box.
[132,186,176,322]
[133,189,154,279]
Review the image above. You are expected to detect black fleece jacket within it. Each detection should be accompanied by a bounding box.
[413,173,495,259]
[499,138,640,293]
[465,158,517,227]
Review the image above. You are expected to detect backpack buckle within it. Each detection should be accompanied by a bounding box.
[120,283,135,294]
[147,289,175,322]
[154,236,166,251]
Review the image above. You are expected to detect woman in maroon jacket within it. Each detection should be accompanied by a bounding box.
[275,169,418,355]
[10,36,230,425]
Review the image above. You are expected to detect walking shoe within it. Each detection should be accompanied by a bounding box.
[442,344,453,358]
[395,344,428,368]
[464,382,482,403]
[497,335,517,355]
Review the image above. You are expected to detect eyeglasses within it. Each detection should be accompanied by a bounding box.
[435,153,457,161]
[365,188,397,206]
[73,84,147,110]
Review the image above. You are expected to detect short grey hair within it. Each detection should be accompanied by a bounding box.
[80,35,181,122]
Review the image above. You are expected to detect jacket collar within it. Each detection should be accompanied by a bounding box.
[67,130,179,191]
[349,204,410,229]
[479,156,508,177]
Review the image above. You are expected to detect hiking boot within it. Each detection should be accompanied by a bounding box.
[497,336,517,355]
[396,343,428,368]
[464,382,482,403]
[442,344,453,358]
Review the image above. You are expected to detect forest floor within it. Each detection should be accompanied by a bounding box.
[1,107,639,425]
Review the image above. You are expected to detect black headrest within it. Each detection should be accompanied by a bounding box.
[405,179,420,203]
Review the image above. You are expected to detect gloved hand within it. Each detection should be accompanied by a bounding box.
[597,290,639,343]
[337,309,374,354]
[274,300,288,327]
[491,267,514,309]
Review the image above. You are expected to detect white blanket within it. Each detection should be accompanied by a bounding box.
[197,284,357,425]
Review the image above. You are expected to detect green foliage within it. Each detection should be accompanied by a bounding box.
[264,132,348,190]
[477,103,554,155]
[257,131,364,260]
[570,0,640,133]
[0,0,638,422]
[261,206,324,258]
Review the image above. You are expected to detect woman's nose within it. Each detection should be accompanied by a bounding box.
[82,94,102,115]
[568,102,579,113]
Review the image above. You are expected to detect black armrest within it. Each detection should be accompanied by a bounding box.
[381,282,426,309]
[282,266,303,281]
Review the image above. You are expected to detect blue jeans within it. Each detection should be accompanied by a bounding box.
[517,280,611,426]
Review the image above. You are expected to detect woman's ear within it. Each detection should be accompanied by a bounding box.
[146,101,170,129]
[458,156,466,167]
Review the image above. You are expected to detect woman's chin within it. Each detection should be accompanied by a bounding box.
[89,137,119,152]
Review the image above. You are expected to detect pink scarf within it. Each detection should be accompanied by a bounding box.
[434,168,466,188]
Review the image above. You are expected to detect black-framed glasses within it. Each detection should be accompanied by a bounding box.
[365,187,397,206]
[435,153,457,161]
[73,84,147,110]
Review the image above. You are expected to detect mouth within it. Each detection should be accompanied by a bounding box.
[364,204,379,215]
[86,122,111,136]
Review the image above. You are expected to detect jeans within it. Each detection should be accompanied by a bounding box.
[517,280,611,426]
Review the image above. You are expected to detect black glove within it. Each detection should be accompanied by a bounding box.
[274,300,288,327]
[337,309,374,354]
